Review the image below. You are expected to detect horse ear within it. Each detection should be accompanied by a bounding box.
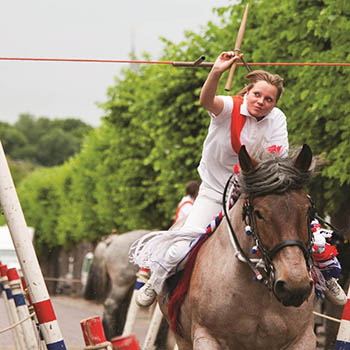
[239,145,258,173]
[293,144,313,172]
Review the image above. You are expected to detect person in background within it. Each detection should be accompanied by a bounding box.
[174,180,200,224]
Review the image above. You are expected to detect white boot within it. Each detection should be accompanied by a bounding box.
[136,280,157,307]
[324,278,347,306]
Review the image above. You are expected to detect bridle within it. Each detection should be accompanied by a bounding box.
[241,195,315,289]
[223,175,315,290]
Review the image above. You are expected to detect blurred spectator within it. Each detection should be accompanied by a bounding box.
[174,180,200,223]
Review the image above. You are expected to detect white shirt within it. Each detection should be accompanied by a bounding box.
[197,94,289,195]
[175,195,194,223]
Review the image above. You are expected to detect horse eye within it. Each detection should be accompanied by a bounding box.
[255,210,264,220]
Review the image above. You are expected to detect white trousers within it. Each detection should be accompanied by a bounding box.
[164,183,223,264]
[130,182,226,293]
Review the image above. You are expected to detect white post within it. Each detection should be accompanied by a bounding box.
[122,268,149,336]
[7,267,39,350]
[0,141,67,349]
[0,267,20,349]
[142,302,164,350]
[21,276,47,350]
[0,264,27,350]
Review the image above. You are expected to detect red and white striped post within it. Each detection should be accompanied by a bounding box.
[142,302,164,350]
[0,141,66,350]
[0,264,27,350]
[336,285,350,349]
[7,267,39,350]
[122,268,149,336]
[108,268,147,349]
[21,276,47,350]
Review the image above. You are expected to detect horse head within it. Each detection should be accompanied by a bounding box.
[238,144,314,307]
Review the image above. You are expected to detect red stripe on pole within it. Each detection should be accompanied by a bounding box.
[0,264,8,277]
[342,299,350,321]
[7,268,20,281]
[21,277,33,306]
[33,299,57,324]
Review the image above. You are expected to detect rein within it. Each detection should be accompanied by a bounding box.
[223,176,315,289]
[223,175,267,284]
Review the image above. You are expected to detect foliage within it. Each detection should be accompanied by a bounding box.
[19,166,66,255]
[16,0,350,254]
[8,158,37,186]
[0,114,93,167]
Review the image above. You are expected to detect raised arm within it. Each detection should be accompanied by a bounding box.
[199,52,243,116]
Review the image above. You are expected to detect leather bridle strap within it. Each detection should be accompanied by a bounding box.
[268,239,310,261]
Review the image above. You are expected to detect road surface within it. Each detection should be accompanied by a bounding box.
[0,294,152,350]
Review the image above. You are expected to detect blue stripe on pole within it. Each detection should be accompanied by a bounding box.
[46,340,66,350]
[335,340,350,349]
[135,281,145,290]
[5,288,13,299]
[13,293,26,307]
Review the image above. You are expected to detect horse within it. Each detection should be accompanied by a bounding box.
[159,145,317,350]
[84,229,150,339]
[83,229,173,348]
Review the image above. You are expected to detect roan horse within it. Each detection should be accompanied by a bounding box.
[160,145,317,350]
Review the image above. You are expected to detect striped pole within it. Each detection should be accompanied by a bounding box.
[122,268,149,336]
[142,302,164,350]
[336,285,350,349]
[0,264,27,350]
[7,267,39,350]
[0,141,66,350]
[21,276,47,350]
[108,268,147,350]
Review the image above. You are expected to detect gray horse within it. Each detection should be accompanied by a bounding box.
[83,229,150,338]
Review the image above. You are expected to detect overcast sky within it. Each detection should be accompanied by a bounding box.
[0,0,232,127]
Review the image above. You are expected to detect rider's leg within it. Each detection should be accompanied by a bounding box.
[136,184,223,307]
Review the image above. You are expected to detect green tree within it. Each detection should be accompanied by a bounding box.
[17,0,350,254]
[0,114,93,167]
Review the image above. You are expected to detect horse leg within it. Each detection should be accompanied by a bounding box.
[102,284,133,339]
[192,327,221,350]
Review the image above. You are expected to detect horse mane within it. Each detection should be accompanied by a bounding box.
[238,149,313,197]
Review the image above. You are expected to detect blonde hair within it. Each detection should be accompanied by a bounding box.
[237,70,284,102]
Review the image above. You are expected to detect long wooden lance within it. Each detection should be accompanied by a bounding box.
[1,57,349,67]
[224,3,250,91]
